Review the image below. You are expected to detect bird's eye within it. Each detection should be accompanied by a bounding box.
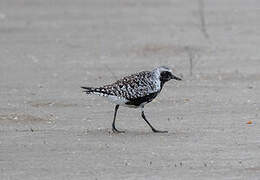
[161,71,171,78]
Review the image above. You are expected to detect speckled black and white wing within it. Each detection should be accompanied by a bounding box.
[82,71,161,107]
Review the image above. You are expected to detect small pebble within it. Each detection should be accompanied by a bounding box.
[246,120,252,124]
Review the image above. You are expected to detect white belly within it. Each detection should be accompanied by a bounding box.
[107,95,143,108]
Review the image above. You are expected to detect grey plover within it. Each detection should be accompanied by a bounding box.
[81,66,182,133]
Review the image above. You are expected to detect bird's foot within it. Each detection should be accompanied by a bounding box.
[152,129,168,133]
[112,128,125,133]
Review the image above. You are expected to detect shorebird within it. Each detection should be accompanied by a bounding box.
[81,66,182,133]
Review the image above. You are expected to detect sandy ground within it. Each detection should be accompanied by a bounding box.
[0,0,260,179]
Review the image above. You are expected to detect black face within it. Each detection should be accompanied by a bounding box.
[160,71,173,82]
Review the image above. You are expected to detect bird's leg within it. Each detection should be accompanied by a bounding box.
[141,108,168,133]
[112,105,125,133]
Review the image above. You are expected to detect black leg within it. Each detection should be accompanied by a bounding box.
[141,108,168,133]
[112,105,125,133]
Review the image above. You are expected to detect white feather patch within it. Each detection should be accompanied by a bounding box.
[107,95,128,105]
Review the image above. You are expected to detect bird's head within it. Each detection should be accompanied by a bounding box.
[153,66,182,83]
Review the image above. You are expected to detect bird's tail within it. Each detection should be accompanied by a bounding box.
[81,86,110,97]
[81,86,96,94]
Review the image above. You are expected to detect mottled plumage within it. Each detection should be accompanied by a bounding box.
[81,66,182,133]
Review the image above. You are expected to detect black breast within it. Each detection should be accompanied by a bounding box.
[125,92,159,107]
